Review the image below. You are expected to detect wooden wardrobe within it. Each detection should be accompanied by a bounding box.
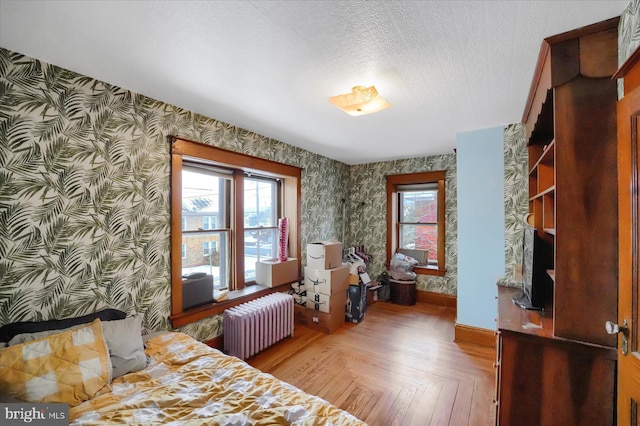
[496,17,619,425]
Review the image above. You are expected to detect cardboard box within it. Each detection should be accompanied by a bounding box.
[305,292,331,313]
[346,282,367,323]
[307,240,343,270]
[306,289,347,313]
[304,292,347,334]
[255,258,298,287]
[366,281,381,306]
[305,309,345,334]
[294,304,309,326]
[349,272,372,286]
[305,265,349,296]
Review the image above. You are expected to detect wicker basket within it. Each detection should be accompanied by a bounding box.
[389,278,416,306]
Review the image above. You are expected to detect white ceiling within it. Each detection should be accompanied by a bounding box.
[0,1,628,165]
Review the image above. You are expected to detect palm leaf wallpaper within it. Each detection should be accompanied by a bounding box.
[500,123,528,288]
[619,0,640,98]
[347,155,458,294]
[0,47,348,340]
[1,46,527,341]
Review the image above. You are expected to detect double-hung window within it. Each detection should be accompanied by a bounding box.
[170,137,301,327]
[397,183,439,265]
[243,176,279,282]
[203,216,217,230]
[181,163,231,291]
[203,241,217,256]
[386,171,446,276]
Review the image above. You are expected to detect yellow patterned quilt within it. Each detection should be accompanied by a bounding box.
[70,332,366,425]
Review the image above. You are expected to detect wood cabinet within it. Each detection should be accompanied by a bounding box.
[496,18,619,425]
[497,287,616,426]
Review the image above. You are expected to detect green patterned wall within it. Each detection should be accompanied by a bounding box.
[500,123,528,288]
[346,124,527,295]
[346,155,458,294]
[0,47,348,341]
[619,0,640,98]
[0,46,526,340]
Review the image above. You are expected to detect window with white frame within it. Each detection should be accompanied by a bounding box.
[181,163,231,291]
[203,216,217,230]
[398,183,439,265]
[243,176,279,281]
[203,241,218,256]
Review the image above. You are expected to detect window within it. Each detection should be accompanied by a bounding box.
[170,137,301,327]
[203,216,217,230]
[386,171,446,276]
[203,241,217,255]
[182,164,231,291]
[398,184,438,264]
[244,177,279,281]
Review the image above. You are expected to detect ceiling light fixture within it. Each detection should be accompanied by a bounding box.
[328,85,391,116]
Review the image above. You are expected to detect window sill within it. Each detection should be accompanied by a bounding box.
[169,282,292,328]
[414,265,447,277]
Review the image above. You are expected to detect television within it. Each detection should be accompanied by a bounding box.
[512,225,553,310]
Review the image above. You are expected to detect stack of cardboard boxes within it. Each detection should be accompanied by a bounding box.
[304,240,350,334]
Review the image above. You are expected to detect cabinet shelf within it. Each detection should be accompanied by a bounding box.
[529,139,555,174]
[529,185,555,200]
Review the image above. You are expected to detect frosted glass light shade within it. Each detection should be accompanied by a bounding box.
[328,86,391,116]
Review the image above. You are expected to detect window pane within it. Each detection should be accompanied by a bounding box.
[243,177,279,282]
[244,178,277,228]
[182,169,228,232]
[202,216,217,230]
[182,167,230,290]
[182,231,229,290]
[244,228,278,281]
[401,190,437,223]
[400,224,437,263]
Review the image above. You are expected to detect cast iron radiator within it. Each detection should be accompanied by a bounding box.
[223,293,294,360]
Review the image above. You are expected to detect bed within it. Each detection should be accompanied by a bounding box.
[0,311,366,425]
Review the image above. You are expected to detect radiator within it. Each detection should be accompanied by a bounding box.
[223,293,294,360]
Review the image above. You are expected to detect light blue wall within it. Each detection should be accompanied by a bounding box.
[457,126,506,330]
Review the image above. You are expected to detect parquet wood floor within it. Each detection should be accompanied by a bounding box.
[247,301,496,426]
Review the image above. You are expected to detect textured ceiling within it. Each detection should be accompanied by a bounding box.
[0,1,628,165]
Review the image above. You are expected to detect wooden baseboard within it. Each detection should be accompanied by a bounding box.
[204,334,224,350]
[454,324,496,348]
[417,290,457,308]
